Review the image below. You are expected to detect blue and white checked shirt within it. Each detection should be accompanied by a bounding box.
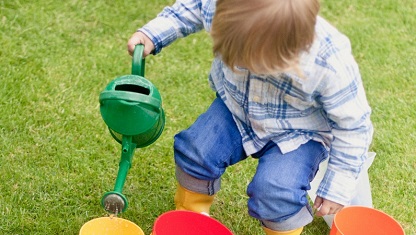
[139,0,374,205]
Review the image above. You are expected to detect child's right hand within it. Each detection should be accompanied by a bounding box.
[313,196,344,217]
[127,31,155,57]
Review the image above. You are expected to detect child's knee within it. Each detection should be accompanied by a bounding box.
[247,170,311,224]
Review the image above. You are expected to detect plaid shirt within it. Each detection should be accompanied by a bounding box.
[139,0,373,205]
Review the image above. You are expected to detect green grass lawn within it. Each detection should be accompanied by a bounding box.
[1,0,414,234]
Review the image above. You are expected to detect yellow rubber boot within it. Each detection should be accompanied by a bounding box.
[174,184,215,215]
[262,226,303,235]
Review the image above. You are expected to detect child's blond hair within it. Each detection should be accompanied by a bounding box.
[211,0,320,75]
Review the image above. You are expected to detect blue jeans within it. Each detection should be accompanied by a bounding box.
[174,97,328,230]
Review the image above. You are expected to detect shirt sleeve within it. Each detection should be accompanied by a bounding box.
[316,37,374,205]
[138,0,205,54]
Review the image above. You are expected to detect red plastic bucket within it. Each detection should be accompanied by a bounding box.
[152,211,233,235]
[330,206,404,235]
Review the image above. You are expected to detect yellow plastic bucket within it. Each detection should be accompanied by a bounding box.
[80,217,144,235]
[329,206,404,235]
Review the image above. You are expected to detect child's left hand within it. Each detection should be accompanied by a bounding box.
[313,196,344,216]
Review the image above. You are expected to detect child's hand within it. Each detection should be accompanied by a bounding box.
[127,31,155,56]
[313,196,344,216]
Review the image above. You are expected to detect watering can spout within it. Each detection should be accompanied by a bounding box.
[101,135,135,214]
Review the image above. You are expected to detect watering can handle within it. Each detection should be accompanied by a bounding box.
[132,44,145,76]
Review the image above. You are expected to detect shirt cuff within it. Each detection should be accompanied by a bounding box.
[316,167,358,205]
[138,18,179,55]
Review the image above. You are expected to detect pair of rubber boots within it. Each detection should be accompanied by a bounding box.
[175,184,303,235]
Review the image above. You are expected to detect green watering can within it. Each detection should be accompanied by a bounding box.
[99,44,165,214]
